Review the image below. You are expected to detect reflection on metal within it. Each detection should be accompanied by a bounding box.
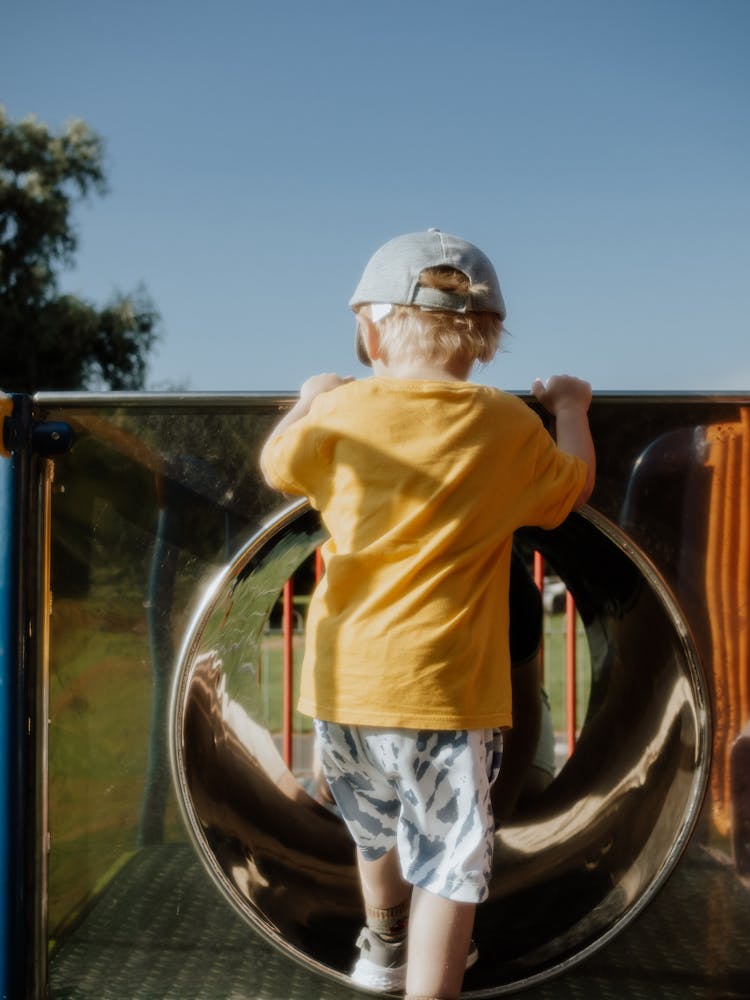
[169,502,360,980]
[732,722,750,873]
[170,499,710,993]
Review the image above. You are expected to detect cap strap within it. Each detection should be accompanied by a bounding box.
[411,286,467,312]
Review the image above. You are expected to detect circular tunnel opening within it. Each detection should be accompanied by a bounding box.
[169,501,710,995]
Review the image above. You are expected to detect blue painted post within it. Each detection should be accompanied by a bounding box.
[0,393,33,1000]
[0,456,13,999]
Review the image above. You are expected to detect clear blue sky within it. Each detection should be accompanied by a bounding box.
[3,0,749,392]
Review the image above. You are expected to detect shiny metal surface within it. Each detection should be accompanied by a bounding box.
[169,499,709,993]
[26,392,749,999]
[169,502,360,980]
[37,396,288,994]
[32,459,54,999]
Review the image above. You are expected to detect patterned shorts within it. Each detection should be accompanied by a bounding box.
[314,721,503,903]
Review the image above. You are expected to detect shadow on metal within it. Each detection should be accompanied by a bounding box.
[169,500,711,996]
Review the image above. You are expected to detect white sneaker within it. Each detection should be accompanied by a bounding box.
[350,928,407,991]
[350,927,478,992]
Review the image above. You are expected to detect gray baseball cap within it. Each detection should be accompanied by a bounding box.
[349,228,506,319]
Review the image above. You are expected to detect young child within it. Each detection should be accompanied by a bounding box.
[260,229,595,1000]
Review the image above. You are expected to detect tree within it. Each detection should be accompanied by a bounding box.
[0,106,160,392]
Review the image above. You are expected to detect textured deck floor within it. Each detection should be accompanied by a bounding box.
[49,843,750,1000]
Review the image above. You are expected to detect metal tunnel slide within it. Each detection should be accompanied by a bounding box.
[168,500,709,995]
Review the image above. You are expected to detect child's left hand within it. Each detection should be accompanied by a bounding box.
[263,373,354,443]
[300,373,354,404]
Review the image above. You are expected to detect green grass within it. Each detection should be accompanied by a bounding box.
[257,633,314,734]
[47,599,185,934]
[542,611,592,738]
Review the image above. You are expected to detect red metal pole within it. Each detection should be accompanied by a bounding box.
[282,579,294,768]
[533,549,544,591]
[533,550,545,678]
[566,590,577,754]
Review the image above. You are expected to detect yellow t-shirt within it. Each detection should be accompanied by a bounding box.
[261,377,587,730]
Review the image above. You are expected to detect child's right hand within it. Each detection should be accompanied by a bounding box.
[531,375,592,417]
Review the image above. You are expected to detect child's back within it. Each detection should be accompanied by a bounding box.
[261,229,595,1000]
[266,374,585,731]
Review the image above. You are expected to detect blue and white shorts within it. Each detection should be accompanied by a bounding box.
[314,721,503,903]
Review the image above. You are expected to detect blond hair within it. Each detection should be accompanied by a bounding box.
[356,266,503,369]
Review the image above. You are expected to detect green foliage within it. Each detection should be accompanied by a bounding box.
[0,106,159,391]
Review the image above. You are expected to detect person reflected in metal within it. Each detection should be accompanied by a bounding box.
[182,649,361,941]
[259,230,595,1000]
